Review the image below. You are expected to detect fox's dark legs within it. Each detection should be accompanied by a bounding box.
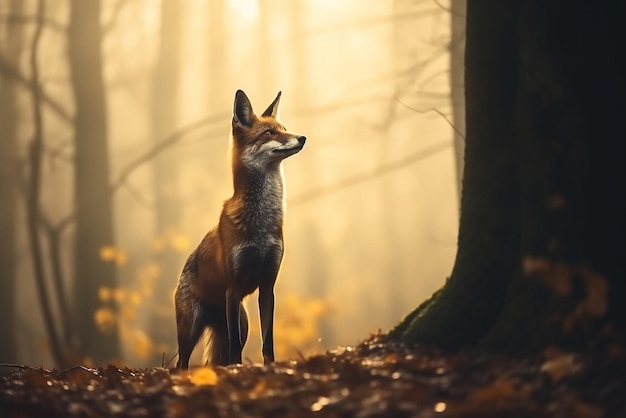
[226,289,245,364]
[258,286,275,365]
[213,302,248,366]
[259,248,281,365]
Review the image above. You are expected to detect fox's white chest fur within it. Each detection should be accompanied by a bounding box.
[225,167,285,275]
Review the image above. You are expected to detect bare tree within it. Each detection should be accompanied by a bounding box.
[23,0,69,367]
[0,0,24,364]
[148,0,184,364]
[67,0,120,363]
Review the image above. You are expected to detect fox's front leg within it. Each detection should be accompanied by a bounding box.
[225,288,243,364]
[258,284,275,365]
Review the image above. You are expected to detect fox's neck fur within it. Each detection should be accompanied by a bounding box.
[225,162,285,236]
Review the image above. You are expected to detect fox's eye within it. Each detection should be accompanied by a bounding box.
[264,130,272,136]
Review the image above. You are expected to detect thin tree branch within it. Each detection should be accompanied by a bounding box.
[121,180,153,210]
[57,114,227,231]
[17,159,74,349]
[0,52,72,124]
[394,96,465,140]
[109,114,226,193]
[431,0,465,16]
[0,13,66,33]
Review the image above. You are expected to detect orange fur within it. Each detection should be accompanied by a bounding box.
[175,90,305,368]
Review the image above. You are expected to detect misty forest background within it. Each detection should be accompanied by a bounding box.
[0,0,465,368]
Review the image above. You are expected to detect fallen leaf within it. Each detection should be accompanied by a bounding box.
[540,352,581,383]
[471,377,525,403]
[189,367,218,386]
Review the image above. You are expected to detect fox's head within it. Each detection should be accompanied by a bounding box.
[231,90,306,170]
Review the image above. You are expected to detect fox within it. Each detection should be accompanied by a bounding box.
[174,90,306,368]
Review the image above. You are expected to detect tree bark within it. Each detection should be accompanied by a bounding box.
[392,0,626,353]
[68,0,120,364]
[0,0,23,364]
[483,0,626,351]
[392,0,520,349]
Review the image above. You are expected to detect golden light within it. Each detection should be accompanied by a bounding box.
[227,0,259,24]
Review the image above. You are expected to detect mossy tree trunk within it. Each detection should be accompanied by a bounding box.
[392,0,626,353]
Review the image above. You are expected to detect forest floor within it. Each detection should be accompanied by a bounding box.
[1,334,624,418]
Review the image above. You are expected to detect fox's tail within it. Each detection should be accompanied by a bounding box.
[201,304,248,366]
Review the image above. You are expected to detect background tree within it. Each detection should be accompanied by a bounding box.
[68,0,120,363]
[147,0,183,365]
[392,0,626,352]
[0,0,23,364]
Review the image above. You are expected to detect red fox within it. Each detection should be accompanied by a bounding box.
[174,90,306,368]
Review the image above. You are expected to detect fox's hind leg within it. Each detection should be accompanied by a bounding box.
[174,277,205,369]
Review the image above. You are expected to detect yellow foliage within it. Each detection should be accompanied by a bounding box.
[130,330,153,359]
[121,305,135,321]
[99,245,127,266]
[113,287,126,303]
[170,233,191,253]
[137,262,162,284]
[93,243,177,365]
[152,228,192,253]
[114,251,127,267]
[98,286,112,302]
[247,292,330,362]
[128,290,142,307]
[94,307,116,332]
[99,246,117,262]
[189,367,219,386]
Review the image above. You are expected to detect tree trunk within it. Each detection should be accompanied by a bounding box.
[392,0,626,353]
[147,0,183,365]
[68,0,120,364]
[450,0,466,201]
[0,0,23,364]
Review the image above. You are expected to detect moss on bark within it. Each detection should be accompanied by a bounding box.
[393,0,626,353]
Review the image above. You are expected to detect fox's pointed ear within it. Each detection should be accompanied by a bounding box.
[233,90,255,128]
[261,91,281,118]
